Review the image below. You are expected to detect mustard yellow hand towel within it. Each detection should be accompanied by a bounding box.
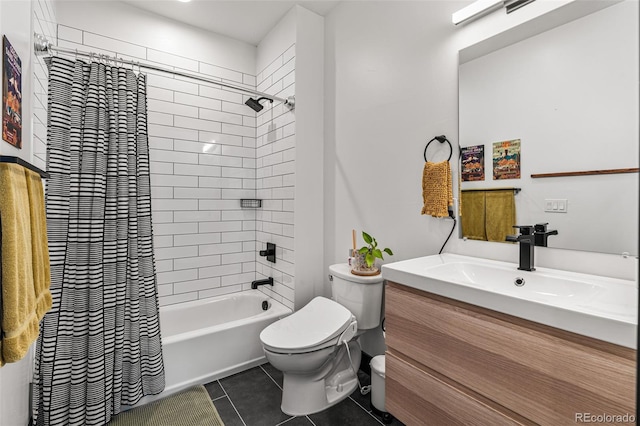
[25,169,52,322]
[0,163,50,366]
[421,161,453,218]
[460,191,486,240]
[485,190,516,242]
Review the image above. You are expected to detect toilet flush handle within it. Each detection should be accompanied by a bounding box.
[337,320,358,346]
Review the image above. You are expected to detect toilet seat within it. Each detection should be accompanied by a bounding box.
[260,297,355,354]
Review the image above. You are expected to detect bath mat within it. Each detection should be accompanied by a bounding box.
[109,385,224,426]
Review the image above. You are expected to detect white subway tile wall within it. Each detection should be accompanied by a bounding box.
[255,44,296,310]
[56,25,261,306]
[33,0,57,170]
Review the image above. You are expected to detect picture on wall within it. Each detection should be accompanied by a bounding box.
[2,35,22,149]
[461,145,485,181]
[492,139,521,180]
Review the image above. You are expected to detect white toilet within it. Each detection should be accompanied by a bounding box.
[259,263,384,416]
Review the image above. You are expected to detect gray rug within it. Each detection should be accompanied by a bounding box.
[109,385,224,426]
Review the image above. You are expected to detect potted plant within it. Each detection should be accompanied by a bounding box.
[352,231,393,276]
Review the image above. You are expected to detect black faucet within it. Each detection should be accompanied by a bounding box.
[534,223,558,247]
[506,225,536,271]
[251,277,274,289]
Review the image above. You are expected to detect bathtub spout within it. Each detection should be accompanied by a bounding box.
[252,277,274,289]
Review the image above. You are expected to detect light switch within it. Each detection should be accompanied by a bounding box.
[544,198,568,213]
[557,199,567,212]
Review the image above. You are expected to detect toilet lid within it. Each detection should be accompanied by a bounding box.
[260,296,354,352]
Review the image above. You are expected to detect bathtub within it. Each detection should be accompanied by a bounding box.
[157,290,291,397]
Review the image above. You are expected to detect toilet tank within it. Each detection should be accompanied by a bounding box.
[329,264,384,330]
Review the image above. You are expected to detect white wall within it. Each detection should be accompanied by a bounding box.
[459,1,638,255]
[56,1,261,307]
[324,1,465,270]
[254,5,324,310]
[291,6,325,308]
[255,8,297,309]
[1,1,56,424]
[55,0,255,75]
[32,0,56,171]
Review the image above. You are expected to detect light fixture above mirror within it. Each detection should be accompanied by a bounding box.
[452,0,536,25]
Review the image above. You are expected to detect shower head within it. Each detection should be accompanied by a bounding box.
[245,97,273,112]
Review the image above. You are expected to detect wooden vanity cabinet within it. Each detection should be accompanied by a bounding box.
[385,282,636,426]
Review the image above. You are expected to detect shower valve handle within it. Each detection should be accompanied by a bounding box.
[259,243,276,263]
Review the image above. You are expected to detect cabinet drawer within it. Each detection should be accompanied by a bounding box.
[386,352,527,426]
[386,282,636,425]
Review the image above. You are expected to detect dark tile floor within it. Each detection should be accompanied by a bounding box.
[204,363,405,426]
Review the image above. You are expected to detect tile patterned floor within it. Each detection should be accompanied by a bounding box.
[204,363,405,426]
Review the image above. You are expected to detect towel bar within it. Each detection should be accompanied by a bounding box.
[0,156,49,178]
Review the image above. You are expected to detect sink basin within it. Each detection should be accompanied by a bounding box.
[381,253,637,348]
[423,261,601,302]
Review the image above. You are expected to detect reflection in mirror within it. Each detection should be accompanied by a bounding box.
[458,1,639,256]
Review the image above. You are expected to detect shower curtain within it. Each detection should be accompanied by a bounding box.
[33,56,165,426]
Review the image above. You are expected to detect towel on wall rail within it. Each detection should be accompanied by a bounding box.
[460,189,516,242]
[421,161,453,218]
[0,163,52,366]
[460,191,486,240]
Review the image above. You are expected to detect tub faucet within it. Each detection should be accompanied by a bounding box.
[506,225,536,271]
[251,277,274,289]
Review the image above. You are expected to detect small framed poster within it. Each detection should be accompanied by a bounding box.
[461,145,485,181]
[2,35,22,149]
[492,139,521,180]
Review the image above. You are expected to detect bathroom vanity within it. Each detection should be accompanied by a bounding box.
[382,254,637,425]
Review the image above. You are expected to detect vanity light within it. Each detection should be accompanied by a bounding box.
[177,0,191,3]
[452,0,536,25]
[452,0,503,25]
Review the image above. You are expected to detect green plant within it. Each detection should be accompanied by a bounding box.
[358,231,393,268]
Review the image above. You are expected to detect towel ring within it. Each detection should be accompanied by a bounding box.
[424,135,453,162]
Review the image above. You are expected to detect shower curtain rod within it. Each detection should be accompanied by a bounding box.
[33,33,295,109]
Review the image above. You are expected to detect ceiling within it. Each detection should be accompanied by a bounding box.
[120,0,340,45]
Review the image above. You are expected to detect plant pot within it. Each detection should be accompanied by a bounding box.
[351,252,381,276]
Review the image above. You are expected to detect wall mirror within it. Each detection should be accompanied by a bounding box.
[458,1,639,256]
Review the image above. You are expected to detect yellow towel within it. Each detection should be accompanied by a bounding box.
[25,169,52,321]
[421,161,453,218]
[485,190,516,242]
[460,191,486,240]
[0,163,51,366]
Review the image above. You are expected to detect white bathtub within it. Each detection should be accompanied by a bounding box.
[158,290,291,397]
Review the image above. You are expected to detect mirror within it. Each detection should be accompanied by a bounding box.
[458,2,639,256]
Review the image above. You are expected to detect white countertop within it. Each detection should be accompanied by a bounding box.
[382,253,637,349]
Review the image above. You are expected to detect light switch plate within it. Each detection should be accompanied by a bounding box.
[544,199,568,213]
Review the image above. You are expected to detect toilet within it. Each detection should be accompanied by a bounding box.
[259,263,384,416]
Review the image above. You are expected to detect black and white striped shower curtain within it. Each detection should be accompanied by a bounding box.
[33,56,164,426]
